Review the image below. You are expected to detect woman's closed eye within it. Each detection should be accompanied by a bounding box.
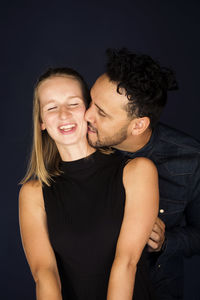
[47,106,57,111]
[68,103,79,107]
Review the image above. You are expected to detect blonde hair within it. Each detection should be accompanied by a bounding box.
[20,67,91,186]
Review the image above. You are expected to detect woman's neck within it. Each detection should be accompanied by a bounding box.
[57,140,96,162]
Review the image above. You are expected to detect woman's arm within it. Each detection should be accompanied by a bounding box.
[19,180,62,300]
[107,157,159,300]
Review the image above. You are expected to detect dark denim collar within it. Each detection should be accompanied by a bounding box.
[116,125,159,158]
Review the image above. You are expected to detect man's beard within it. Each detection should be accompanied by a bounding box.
[87,124,128,148]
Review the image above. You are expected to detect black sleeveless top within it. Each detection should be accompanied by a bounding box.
[43,151,155,300]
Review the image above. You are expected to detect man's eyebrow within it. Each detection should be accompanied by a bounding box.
[94,103,110,116]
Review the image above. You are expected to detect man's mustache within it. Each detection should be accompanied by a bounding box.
[88,123,97,133]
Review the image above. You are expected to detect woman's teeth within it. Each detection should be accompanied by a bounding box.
[60,124,75,131]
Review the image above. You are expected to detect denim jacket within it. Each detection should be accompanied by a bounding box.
[120,122,200,299]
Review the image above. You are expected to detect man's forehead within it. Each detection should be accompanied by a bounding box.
[91,75,128,118]
[92,75,127,103]
[92,74,116,93]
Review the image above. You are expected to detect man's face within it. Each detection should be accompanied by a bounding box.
[85,74,132,150]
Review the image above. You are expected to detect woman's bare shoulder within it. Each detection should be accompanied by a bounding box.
[19,180,43,205]
[122,157,158,190]
[20,179,41,193]
[124,157,157,176]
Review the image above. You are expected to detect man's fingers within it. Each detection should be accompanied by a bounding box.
[148,217,166,252]
[147,238,159,250]
[147,236,164,252]
[149,231,161,242]
[152,223,163,235]
[156,217,165,230]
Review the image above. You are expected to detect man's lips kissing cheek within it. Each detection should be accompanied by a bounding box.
[88,123,97,134]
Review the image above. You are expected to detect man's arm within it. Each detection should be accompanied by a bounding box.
[147,159,200,257]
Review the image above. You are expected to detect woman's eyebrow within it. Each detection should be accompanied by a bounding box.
[42,96,82,106]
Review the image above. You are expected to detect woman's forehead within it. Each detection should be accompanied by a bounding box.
[38,76,83,100]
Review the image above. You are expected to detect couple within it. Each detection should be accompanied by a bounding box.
[19,48,200,300]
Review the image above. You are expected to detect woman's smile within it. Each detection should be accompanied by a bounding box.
[58,123,77,134]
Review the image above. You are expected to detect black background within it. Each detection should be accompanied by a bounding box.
[1,1,200,299]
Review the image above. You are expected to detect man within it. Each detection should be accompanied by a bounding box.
[85,48,200,300]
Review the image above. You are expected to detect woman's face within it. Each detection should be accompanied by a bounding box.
[39,76,87,150]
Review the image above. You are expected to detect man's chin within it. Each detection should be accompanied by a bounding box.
[87,136,104,148]
[87,132,121,148]
[87,135,99,148]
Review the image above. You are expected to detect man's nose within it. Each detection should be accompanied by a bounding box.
[85,105,94,123]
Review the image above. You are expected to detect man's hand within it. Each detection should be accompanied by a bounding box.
[147,217,166,252]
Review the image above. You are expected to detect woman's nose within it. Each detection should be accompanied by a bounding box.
[59,106,72,119]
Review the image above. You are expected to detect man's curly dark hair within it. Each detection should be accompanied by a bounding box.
[105,48,178,128]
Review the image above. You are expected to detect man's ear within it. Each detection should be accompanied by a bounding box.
[129,117,150,136]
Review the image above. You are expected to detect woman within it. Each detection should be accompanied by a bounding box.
[19,67,159,300]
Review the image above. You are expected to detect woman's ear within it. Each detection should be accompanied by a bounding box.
[41,122,46,130]
[129,117,150,136]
